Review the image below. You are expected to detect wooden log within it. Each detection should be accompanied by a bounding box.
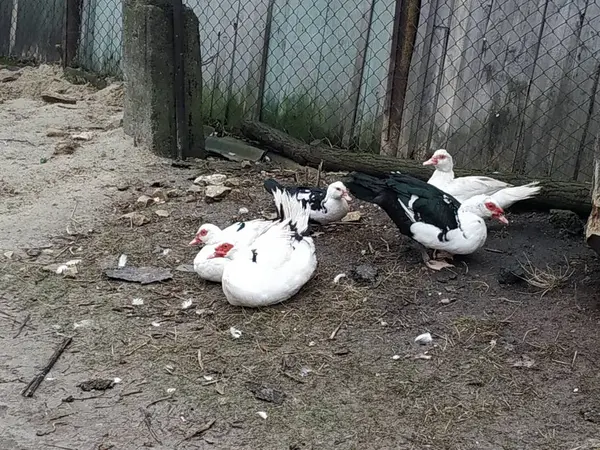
[586,138,600,255]
[240,120,592,216]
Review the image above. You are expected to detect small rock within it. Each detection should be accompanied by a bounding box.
[176,264,195,273]
[78,379,115,392]
[120,212,150,227]
[187,185,203,194]
[104,266,173,284]
[136,195,155,207]
[257,411,268,420]
[132,298,144,306]
[415,332,433,345]
[263,212,278,220]
[351,263,378,284]
[53,139,80,155]
[341,211,362,222]
[509,354,536,369]
[1,71,21,82]
[194,174,227,186]
[166,188,183,198]
[246,382,286,405]
[41,92,77,104]
[205,185,231,203]
[116,182,130,191]
[497,265,525,285]
[72,131,94,141]
[241,160,252,169]
[155,209,170,218]
[238,207,249,215]
[230,327,242,339]
[225,177,241,188]
[152,188,168,202]
[440,298,453,305]
[46,128,69,137]
[549,209,584,235]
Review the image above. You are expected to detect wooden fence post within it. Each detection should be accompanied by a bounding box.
[586,135,600,255]
[64,0,83,66]
[380,0,421,157]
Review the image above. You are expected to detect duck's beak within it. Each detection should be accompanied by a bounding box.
[423,157,437,166]
[342,191,352,202]
[495,214,509,225]
[189,236,202,246]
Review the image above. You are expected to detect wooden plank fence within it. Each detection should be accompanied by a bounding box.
[1,0,600,182]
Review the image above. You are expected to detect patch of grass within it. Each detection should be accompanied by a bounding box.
[518,255,575,297]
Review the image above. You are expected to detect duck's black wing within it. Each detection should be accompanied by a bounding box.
[344,172,461,239]
[385,173,461,234]
[263,178,326,212]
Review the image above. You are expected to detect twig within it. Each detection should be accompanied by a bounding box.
[21,337,72,397]
[13,313,31,338]
[180,418,216,444]
[0,137,36,146]
[120,389,143,398]
[329,321,343,340]
[281,370,306,384]
[315,160,323,187]
[197,349,204,371]
[572,350,578,369]
[123,340,149,357]
[141,408,162,444]
[146,396,173,409]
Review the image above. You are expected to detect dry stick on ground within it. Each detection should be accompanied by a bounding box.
[240,120,593,216]
[21,337,72,397]
[12,313,30,338]
[179,418,216,445]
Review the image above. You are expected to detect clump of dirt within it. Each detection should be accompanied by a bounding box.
[88,83,124,108]
[0,64,95,102]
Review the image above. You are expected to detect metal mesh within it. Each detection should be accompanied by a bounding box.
[400,0,600,182]
[1,0,599,181]
[0,0,65,63]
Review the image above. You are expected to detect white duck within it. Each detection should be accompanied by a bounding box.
[263,178,352,224]
[345,172,508,270]
[206,188,317,307]
[189,219,274,283]
[423,149,540,207]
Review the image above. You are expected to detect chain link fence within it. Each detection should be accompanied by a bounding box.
[1,0,599,181]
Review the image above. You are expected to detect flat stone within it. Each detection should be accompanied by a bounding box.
[351,264,378,284]
[206,136,265,162]
[205,185,231,202]
[194,174,227,186]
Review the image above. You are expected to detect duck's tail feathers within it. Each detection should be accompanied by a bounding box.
[271,187,311,240]
[491,182,541,209]
[343,172,388,204]
[264,178,285,196]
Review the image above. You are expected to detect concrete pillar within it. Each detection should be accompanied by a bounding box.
[122,0,205,159]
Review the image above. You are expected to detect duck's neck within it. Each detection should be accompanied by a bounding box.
[430,167,455,185]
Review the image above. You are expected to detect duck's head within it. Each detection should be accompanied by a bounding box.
[327,181,352,202]
[423,149,453,172]
[206,242,235,259]
[189,224,222,246]
[466,196,508,224]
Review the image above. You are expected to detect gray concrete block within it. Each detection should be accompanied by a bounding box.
[122,0,205,159]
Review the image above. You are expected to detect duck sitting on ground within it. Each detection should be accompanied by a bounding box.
[206,188,317,307]
[189,219,275,283]
[423,149,540,207]
[263,178,352,224]
[344,172,508,270]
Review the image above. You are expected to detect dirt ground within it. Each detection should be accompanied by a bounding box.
[1,65,600,450]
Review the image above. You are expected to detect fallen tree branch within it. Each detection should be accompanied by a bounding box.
[21,337,72,397]
[240,120,592,216]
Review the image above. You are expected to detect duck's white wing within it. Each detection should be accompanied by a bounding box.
[222,219,273,244]
[445,176,512,202]
[248,220,297,267]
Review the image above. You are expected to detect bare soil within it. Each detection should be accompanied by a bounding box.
[1,65,600,450]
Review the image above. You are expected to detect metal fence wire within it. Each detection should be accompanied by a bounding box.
[1,0,600,182]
